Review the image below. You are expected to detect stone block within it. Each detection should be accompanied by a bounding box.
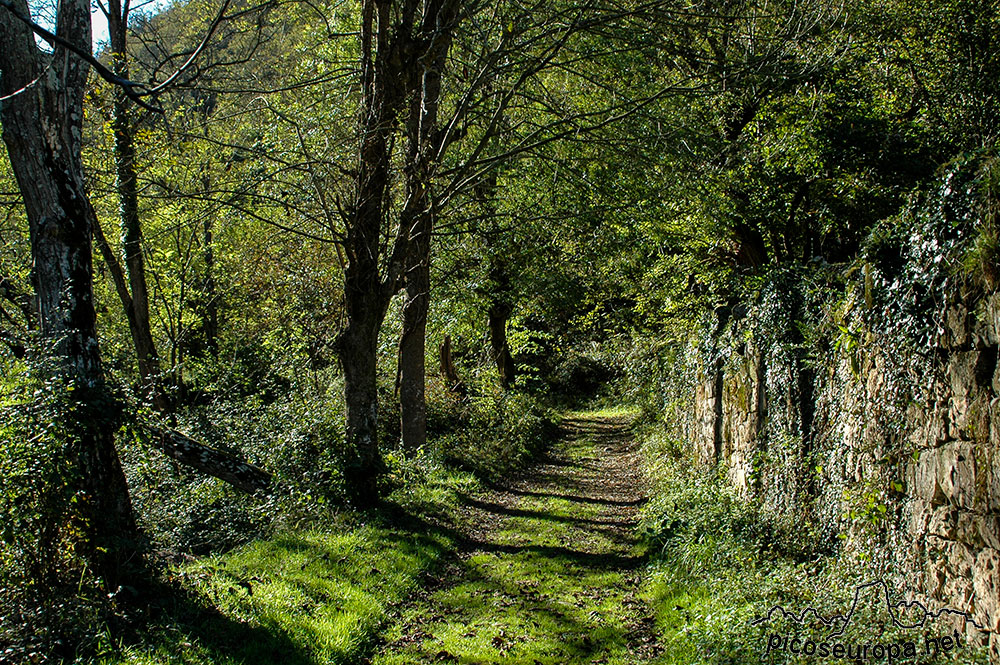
[945,304,970,349]
[956,513,1000,550]
[927,504,959,540]
[936,540,977,605]
[936,440,977,510]
[972,548,1000,633]
[924,405,950,447]
[951,351,979,393]
[986,401,1000,513]
[975,294,1000,346]
[913,448,946,504]
[909,498,933,535]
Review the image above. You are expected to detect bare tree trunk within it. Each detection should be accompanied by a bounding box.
[398,211,431,448]
[0,0,138,587]
[339,309,384,506]
[397,6,454,448]
[477,169,517,389]
[438,334,465,393]
[487,289,516,388]
[202,213,219,355]
[337,0,398,505]
[150,428,271,493]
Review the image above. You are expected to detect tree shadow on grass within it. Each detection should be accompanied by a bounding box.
[112,570,315,665]
[455,492,636,528]
[467,539,648,571]
[486,483,648,508]
[109,514,456,665]
[380,498,646,573]
[376,525,653,663]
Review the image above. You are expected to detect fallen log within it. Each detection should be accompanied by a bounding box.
[147,427,272,494]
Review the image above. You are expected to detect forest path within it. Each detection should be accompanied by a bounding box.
[374,410,662,665]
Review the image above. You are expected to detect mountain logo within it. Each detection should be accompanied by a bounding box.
[751,579,987,637]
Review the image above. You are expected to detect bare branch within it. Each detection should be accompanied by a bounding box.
[0,0,162,111]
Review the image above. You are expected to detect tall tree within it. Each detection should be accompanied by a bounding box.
[0,0,138,586]
[396,2,457,448]
[90,0,166,408]
[339,0,461,503]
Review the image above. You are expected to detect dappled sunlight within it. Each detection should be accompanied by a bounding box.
[375,412,662,665]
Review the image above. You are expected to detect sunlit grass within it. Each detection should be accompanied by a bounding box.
[374,410,654,665]
[563,404,641,420]
[97,410,663,665]
[98,473,467,665]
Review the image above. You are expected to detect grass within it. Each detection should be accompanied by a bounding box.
[563,404,641,421]
[374,411,658,665]
[95,467,474,665]
[94,410,657,665]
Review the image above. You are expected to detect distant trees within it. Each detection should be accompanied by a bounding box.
[93,0,167,409]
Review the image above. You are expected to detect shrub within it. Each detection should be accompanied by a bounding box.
[121,389,350,555]
[432,386,556,480]
[0,353,120,663]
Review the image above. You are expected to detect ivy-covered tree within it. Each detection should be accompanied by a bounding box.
[0,0,138,587]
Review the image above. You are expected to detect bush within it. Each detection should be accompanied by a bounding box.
[432,385,556,480]
[122,389,350,556]
[0,353,124,663]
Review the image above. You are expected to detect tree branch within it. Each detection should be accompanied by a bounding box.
[0,0,162,111]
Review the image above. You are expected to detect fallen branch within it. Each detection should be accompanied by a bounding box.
[148,427,272,494]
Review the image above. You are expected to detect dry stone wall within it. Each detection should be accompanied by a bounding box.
[684,292,1000,658]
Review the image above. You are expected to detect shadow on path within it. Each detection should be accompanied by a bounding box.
[374,410,663,665]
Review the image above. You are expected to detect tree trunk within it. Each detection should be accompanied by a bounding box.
[202,213,219,355]
[488,296,516,388]
[337,0,395,506]
[396,10,454,448]
[438,334,465,393]
[0,0,138,587]
[339,0,461,499]
[484,222,516,389]
[338,308,384,506]
[149,427,271,493]
[398,210,431,448]
[105,0,167,410]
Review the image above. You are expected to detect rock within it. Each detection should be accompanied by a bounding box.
[945,304,970,349]
[936,440,977,510]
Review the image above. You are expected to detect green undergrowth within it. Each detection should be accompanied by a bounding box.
[638,425,992,664]
[93,462,477,665]
[433,387,558,481]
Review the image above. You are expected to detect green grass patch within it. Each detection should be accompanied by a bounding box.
[563,404,641,421]
[95,468,472,665]
[375,416,655,665]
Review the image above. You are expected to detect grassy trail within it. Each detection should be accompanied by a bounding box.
[375,410,662,665]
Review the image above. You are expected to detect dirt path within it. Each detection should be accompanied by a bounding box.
[374,410,663,665]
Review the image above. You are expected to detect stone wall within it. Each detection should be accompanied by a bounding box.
[685,292,1000,658]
